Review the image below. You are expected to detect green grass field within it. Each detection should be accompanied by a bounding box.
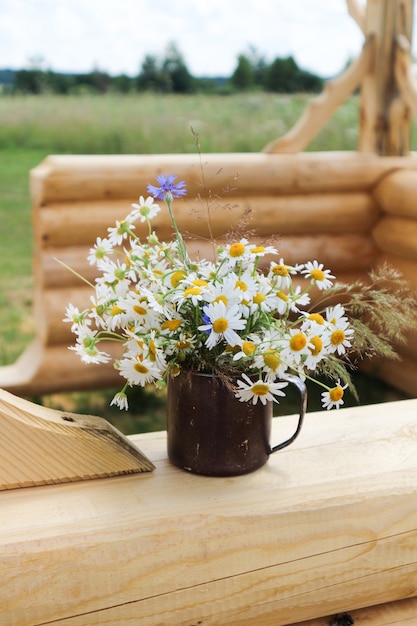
[0,92,413,432]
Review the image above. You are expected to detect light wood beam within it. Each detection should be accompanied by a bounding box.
[263,36,375,153]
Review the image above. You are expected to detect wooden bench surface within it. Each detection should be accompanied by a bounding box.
[2,398,417,625]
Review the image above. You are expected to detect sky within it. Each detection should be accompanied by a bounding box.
[0,0,374,79]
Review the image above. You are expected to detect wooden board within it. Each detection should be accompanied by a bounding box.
[292,597,417,625]
[0,388,154,490]
[1,399,417,625]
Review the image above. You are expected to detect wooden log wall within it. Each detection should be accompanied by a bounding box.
[367,168,417,394]
[4,150,417,396]
[31,152,383,395]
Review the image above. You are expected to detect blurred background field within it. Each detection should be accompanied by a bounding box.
[0,92,414,433]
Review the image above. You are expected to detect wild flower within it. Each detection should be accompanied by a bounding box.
[65,174,417,410]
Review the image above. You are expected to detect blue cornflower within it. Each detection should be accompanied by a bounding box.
[147,174,187,201]
[201,312,211,333]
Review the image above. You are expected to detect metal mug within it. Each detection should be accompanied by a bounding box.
[167,371,307,476]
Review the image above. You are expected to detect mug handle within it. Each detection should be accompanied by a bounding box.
[269,373,307,454]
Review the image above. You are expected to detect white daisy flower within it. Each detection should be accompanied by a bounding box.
[325,305,354,355]
[69,327,111,365]
[87,237,113,266]
[304,333,330,370]
[326,303,348,327]
[118,355,161,386]
[300,260,335,290]
[321,381,348,410]
[268,258,297,289]
[288,286,311,312]
[110,391,129,411]
[198,301,245,349]
[63,304,88,332]
[107,217,136,246]
[281,329,313,366]
[249,243,278,258]
[129,195,161,223]
[219,238,251,266]
[235,373,288,405]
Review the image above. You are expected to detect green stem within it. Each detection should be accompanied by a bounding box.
[165,195,191,269]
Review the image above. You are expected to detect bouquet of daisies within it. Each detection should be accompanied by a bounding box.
[64,174,414,411]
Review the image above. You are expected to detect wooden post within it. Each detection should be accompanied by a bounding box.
[359,0,414,154]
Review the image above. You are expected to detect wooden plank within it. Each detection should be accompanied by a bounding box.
[291,597,417,625]
[0,339,123,396]
[37,192,380,247]
[1,399,417,625]
[0,388,154,491]
[29,153,417,204]
[42,233,374,292]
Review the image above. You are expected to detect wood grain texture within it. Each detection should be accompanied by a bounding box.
[29,152,417,203]
[1,399,417,625]
[292,596,417,625]
[38,192,380,247]
[0,388,154,490]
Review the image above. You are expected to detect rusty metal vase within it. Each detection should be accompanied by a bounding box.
[167,371,307,476]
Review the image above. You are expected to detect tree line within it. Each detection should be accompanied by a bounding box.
[8,43,323,95]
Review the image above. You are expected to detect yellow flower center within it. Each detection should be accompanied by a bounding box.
[110,304,124,316]
[263,350,280,370]
[161,319,182,331]
[149,339,157,362]
[272,264,289,276]
[184,286,201,297]
[290,332,307,351]
[134,363,149,374]
[235,280,247,291]
[330,386,344,402]
[171,270,186,288]
[253,293,265,304]
[242,341,256,356]
[229,242,245,258]
[213,317,229,333]
[250,246,265,254]
[133,305,147,315]
[214,295,228,305]
[171,363,181,376]
[310,269,325,281]
[277,291,288,301]
[309,336,323,356]
[176,340,191,350]
[193,279,208,287]
[331,329,345,345]
[252,383,270,397]
[308,313,325,325]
